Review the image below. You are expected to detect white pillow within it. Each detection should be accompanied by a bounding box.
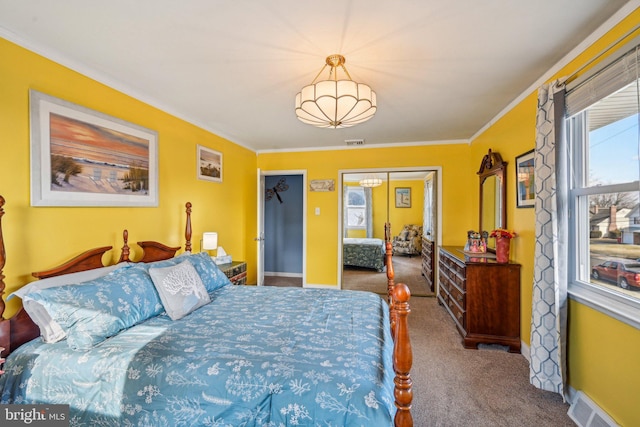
[148,260,210,320]
[9,264,125,300]
[11,264,126,343]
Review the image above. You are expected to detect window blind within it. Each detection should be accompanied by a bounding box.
[565,46,639,117]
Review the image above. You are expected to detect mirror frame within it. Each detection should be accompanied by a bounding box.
[478,149,507,234]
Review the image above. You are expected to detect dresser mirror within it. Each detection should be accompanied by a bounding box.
[478,149,507,248]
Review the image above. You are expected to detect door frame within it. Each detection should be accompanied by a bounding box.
[337,166,442,289]
[257,169,307,287]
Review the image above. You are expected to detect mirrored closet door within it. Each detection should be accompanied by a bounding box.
[340,169,437,297]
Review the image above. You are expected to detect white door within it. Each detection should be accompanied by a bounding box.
[256,169,265,286]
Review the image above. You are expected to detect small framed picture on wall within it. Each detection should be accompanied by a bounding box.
[197,145,222,183]
[515,149,535,208]
[395,187,411,208]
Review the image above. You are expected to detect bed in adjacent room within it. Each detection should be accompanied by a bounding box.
[343,237,385,272]
[0,198,413,426]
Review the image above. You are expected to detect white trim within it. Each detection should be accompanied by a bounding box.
[256,139,469,154]
[260,169,307,287]
[264,272,303,278]
[520,340,531,363]
[337,166,443,289]
[470,0,640,143]
[303,283,338,289]
[569,282,640,329]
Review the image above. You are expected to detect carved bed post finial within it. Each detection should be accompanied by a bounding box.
[119,229,130,262]
[0,195,6,319]
[393,283,413,427]
[185,202,192,252]
[385,241,395,309]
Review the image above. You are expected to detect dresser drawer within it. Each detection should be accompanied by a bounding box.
[449,284,465,309]
[448,297,466,329]
[439,255,466,290]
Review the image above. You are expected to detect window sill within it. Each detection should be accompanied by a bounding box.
[569,282,640,330]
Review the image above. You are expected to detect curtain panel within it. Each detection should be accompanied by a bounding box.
[529,80,569,399]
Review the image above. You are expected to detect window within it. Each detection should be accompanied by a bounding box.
[346,186,366,229]
[565,43,640,327]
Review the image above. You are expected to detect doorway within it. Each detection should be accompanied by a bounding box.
[339,168,440,296]
[257,170,306,287]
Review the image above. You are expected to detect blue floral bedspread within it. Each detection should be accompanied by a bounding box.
[0,285,396,426]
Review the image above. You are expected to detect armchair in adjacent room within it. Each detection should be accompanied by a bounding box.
[392,224,423,257]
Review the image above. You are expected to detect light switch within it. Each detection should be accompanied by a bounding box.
[315,207,320,215]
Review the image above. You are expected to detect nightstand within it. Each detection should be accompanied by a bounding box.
[219,261,247,285]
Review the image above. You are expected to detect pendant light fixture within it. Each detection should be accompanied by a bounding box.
[295,54,377,129]
[359,175,382,188]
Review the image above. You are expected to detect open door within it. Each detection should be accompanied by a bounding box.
[257,170,306,287]
[256,169,265,286]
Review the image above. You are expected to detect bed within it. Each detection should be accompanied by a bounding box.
[343,237,385,272]
[0,198,413,426]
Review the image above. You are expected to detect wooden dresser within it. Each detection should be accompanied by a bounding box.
[438,246,521,353]
[421,237,435,292]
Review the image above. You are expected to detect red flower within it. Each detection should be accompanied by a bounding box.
[490,229,517,239]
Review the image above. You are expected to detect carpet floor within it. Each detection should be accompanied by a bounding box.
[409,296,573,426]
[342,254,435,297]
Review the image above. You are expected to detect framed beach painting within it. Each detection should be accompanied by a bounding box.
[395,187,411,208]
[515,149,535,208]
[29,90,158,207]
[197,145,222,183]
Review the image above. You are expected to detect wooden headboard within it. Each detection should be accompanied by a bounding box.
[0,199,193,356]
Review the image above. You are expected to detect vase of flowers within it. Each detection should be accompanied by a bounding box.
[490,229,516,263]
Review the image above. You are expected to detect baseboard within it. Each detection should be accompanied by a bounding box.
[264,272,302,278]
[520,340,530,362]
[303,283,338,289]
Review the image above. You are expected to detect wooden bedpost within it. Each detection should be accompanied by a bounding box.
[119,230,131,262]
[185,202,192,252]
[384,223,395,307]
[385,241,395,308]
[0,195,6,319]
[393,283,413,427]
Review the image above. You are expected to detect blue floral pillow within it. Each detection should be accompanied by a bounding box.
[24,264,164,351]
[186,252,232,292]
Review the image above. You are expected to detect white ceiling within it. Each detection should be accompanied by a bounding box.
[0,0,634,152]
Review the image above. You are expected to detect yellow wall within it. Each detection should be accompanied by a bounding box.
[3,6,640,425]
[0,37,258,316]
[470,8,640,426]
[258,144,472,286]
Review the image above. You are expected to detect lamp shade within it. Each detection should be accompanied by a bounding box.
[359,176,382,188]
[295,55,377,129]
[295,80,377,128]
[202,232,218,250]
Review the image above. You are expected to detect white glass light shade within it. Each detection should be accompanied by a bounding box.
[202,232,218,250]
[295,80,377,129]
[359,177,382,188]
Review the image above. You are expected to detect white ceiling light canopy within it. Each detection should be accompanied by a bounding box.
[295,54,377,129]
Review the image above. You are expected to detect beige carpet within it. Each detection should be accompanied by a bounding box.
[342,254,435,297]
[409,296,573,426]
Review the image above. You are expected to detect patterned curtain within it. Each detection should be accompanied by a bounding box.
[529,80,569,399]
[364,187,373,238]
